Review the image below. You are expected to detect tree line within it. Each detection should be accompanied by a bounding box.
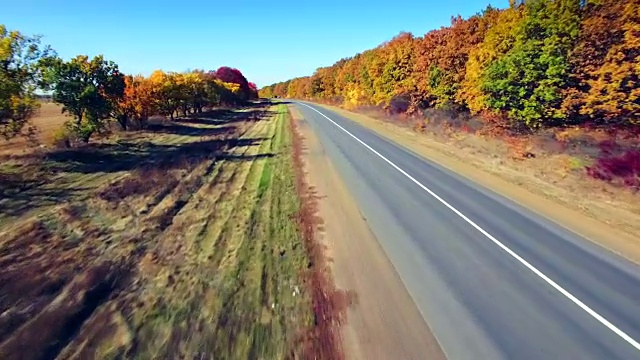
[260,0,639,131]
[1,24,258,143]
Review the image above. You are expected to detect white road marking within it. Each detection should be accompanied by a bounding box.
[296,101,640,352]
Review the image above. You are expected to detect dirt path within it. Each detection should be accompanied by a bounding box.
[316,104,640,266]
[292,106,445,360]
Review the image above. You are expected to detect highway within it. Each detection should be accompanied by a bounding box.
[292,101,640,359]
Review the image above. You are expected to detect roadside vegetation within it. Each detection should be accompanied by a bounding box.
[0,103,344,359]
[1,22,343,359]
[260,0,640,192]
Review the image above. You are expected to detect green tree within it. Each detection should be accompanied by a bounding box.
[481,0,582,129]
[0,25,54,139]
[49,55,125,142]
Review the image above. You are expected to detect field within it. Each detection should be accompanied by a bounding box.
[0,102,335,359]
[0,102,73,156]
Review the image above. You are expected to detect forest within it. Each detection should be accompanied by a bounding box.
[261,0,638,131]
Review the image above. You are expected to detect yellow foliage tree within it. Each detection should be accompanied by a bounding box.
[457,6,524,113]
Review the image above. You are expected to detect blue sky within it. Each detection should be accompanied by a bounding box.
[4,0,502,87]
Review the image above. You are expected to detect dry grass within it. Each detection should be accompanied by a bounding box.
[0,102,333,359]
[0,102,72,156]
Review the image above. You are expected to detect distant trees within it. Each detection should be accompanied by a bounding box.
[116,68,255,128]
[1,23,258,145]
[260,0,640,132]
[0,25,55,139]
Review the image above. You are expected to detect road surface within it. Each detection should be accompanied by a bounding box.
[292,101,640,359]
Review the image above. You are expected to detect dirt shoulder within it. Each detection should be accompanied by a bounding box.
[314,104,640,266]
[290,106,445,360]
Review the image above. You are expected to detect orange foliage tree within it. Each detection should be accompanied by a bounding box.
[564,0,640,128]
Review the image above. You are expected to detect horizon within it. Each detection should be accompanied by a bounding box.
[4,0,502,87]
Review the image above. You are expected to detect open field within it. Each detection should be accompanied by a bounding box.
[0,102,73,156]
[0,103,334,359]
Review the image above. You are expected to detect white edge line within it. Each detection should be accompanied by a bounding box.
[295,101,640,352]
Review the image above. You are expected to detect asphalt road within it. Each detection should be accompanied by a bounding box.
[292,101,640,360]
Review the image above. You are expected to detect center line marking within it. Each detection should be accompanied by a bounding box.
[296,101,640,352]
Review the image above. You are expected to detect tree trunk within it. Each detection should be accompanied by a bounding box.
[82,131,93,143]
[117,115,128,131]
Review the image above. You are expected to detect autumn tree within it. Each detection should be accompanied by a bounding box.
[248,82,258,99]
[215,66,254,101]
[49,55,125,142]
[258,84,273,98]
[273,81,289,98]
[564,0,640,127]
[370,32,416,107]
[0,25,55,139]
[458,5,524,114]
[411,27,448,108]
[113,74,157,130]
[149,71,188,120]
[422,14,490,109]
[481,0,582,129]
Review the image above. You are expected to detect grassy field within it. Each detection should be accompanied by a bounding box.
[0,102,323,359]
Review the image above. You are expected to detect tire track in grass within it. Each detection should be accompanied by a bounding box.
[193,118,273,263]
[208,106,316,359]
[123,116,275,358]
[141,118,265,264]
[189,119,271,255]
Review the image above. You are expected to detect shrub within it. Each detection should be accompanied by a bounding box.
[51,125,72,148]
[586,149,640,189]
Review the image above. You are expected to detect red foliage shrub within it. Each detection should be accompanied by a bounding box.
[586,149,640,189]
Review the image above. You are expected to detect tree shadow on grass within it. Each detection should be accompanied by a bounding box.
[144,123,236,137]
[43,138,229,175]
[178,108,278,127]
[0,105,278,223]
[0,174,90,222]
[220,153,275,162]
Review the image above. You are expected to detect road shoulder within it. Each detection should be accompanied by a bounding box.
[290,105,446,360]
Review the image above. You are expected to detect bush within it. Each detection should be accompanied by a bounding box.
[388,95,411,115]
[586,149,640,189]
[51,126,72,148]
